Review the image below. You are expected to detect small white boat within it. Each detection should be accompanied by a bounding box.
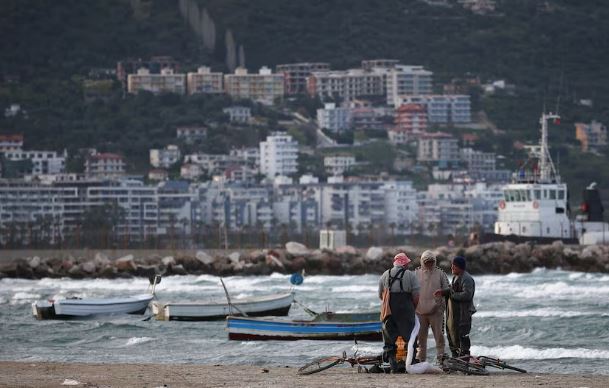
[32,294,154,320]
[152,292,294,321]
[32,275,160,320]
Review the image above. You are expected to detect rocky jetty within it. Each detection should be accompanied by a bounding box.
[1,241,609,280]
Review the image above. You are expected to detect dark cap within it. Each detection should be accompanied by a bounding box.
[452,256,466,270]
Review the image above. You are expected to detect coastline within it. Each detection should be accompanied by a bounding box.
[1,361,608,388]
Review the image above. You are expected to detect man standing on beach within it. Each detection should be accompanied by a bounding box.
[415,250,449,364]
[434,256,476,357]
[378,252,420,373]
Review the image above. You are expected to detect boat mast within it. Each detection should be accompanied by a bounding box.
[539,112,560,183]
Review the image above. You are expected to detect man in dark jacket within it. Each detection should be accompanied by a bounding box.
[434,256,476,357]
[378,252,420,372]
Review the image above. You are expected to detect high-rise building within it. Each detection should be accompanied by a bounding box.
[260,133,299,179]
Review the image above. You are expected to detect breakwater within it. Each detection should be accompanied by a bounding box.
[1,241,609,279]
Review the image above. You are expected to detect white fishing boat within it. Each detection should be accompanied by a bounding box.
[483,112,609,245]
[152,292,294,321]
[32,276,159,320]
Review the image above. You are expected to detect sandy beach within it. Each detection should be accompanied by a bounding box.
[0,362,608,388]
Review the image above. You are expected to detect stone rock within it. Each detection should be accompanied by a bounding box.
[68,266,83,277]
[286,242,309,256]
[196,251,214,265]
[81,261,97,274]
[169,264,188,275]
[162,256,176,267]
[115,255,137,272]
[94,253,111,268]
[228,252,241,263]
[61,260,74,270]
[28,256,41,269]
[266,253,285,270]
[366,247,384,261]
[335,245,357,255]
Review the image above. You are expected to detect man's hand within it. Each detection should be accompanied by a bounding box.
[433,289,443,297]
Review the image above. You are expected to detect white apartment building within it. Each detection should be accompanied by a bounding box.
[176,126,207,142]
[223,106,251,123]
[317,103,352,132]
[150,145,181,169]
[186,66,223,95]
[224,66,284,105]
[324,155,356,176]
[461,147,496,175]
[307,69,385,101]
[85,153,126,177]
[1,149,66,175]
[229,147,260,169]
[394,95,471,123]
[276,62,331,95]
[386,65,433,106]
[417,133,460,166]
[260,133,299,179]
[127,67,186,95]
[383,181,419,235]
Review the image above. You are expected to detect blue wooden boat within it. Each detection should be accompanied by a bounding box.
[226,316,382,341]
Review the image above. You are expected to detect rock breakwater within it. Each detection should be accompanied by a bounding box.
[1,241,609,280]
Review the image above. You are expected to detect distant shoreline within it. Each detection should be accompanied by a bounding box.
[1,361,608,388]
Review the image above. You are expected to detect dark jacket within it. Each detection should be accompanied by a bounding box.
[442,270,476,325]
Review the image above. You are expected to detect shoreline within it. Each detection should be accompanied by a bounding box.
[1,361,609,388]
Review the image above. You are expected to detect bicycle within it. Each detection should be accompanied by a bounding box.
[297,350,385,375]
[442,356,489,376]
[477,356,527,373]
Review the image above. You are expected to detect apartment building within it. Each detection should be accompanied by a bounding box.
[324,155,357,176]
[395,95,471,123]
[386,65,433,106]
[150,145,181,169]
[176,126,207,143]
[223,106,252,123]
[307,69,385,102]
[186,66,223,95]
[361,59,400,71]
[276,62,330,95]
[127,67,186,95]
[1,149,66,176]
[417,132,460,167]
[85,153,126,177]
[389,103,428,144]
[317,103,352,132]
[224,66,284,105]
[259,133,299,179]
[575,121,608,152]
[0,134,23,152]
[117,56,179,85]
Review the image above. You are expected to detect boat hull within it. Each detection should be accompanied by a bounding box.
[153,292,294,321]
[32,294,153,320]
[226,316,382,341]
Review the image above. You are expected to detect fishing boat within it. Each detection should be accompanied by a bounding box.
[152,292,294,321]
[31,275,159,320]
[226,316,382,341]
[482,112,609,245]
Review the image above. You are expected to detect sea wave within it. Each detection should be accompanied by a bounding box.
[475,308,609,318]
[124,337,155,346]
[471,344,609,360]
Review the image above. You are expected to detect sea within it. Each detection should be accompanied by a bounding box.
[1,268,608,375]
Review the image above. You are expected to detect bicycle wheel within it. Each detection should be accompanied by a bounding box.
[443,358,489,376]
[478,357,527,373]
[298,356,343,375]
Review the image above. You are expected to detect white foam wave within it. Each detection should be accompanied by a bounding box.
[124,337,155,346]
[330,285,377,293]
[471,345,609,360]
[475,308,609,318]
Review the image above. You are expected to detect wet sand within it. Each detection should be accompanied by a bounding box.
[1,361,608,388]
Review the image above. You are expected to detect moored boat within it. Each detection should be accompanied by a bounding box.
[226,316,382,341]
[32,294,154,320]
[152,292,294,321]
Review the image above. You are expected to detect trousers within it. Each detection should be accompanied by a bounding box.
[416,309,445,362]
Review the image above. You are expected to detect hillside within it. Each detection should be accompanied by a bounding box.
[1,0,609,203]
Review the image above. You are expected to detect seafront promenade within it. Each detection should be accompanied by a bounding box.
[1,241,609,280]
[1,362,608,387]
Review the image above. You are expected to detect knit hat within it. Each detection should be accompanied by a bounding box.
[452,256,466,270]
[393,252,411,267]
[421,250,436,263]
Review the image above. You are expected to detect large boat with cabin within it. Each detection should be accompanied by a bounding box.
[483,112,609,245]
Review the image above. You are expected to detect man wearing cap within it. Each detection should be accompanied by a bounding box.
[378,252,420,372]
[434,256,476,357]
[415,250,449,364]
